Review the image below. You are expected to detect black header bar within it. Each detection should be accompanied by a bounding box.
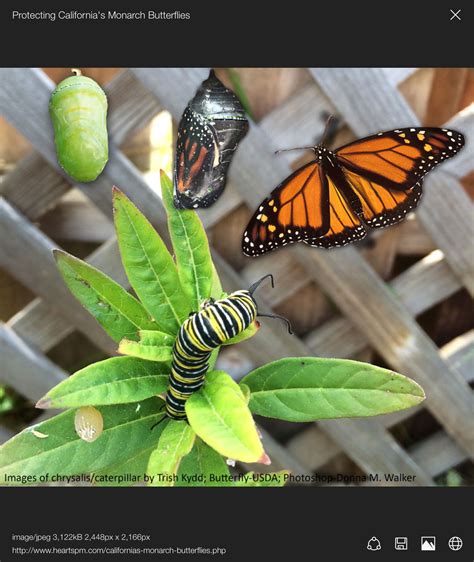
[0,0,472,67]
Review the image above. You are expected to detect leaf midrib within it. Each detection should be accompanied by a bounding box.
[197,389,259,458]
[120,202,183,329]
[64,260,151,332]
[48,374,168,405]
[172,211,207,306]
[250,387,422,397]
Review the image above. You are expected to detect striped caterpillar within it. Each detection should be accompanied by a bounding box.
[153,275,291,427]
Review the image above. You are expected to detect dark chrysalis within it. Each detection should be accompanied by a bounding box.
[173,70,249,209]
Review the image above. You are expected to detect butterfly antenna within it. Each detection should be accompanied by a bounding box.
[320,114,334,145]
[275,145,315,155]
[257,312,293,335]
[248,273,275,295]
[275,114,339,155]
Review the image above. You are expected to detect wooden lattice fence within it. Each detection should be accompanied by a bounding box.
[0,68,473,485]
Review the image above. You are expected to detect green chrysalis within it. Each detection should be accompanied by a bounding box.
[49,69,108,183]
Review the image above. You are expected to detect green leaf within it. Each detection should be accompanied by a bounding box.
[210,264,224,299]
[0,398,166,484]
[224,320,259,346]
[208,347,220,372]
[54,250,157,342]
[239,383,251,404]
[233,470,289,487]
[185,371,264,463]
[92,444,158,487]
[113,188,191,335]
[147,420,195,487]
[177,438,231,487]
[160,171,213,310]
[241,357,425,422]
[36,357,168,409]
[119,330,174,362]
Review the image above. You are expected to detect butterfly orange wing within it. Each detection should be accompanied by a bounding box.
[242,160,366,255]
[335,127,464,229]
[336,127,464,190]
[242,162,327,255]
[342,171,423,229]
[303,175,366,248]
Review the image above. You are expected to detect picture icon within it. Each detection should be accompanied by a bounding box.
[395,537,408,550]
[367,537,382,551]
[421,536,436,551]
[448,537,463,551]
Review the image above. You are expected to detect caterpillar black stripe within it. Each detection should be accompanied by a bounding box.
[151,275,292,428]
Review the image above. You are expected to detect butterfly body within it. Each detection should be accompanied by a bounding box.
[242,127,464,256]
[174,70,248,209]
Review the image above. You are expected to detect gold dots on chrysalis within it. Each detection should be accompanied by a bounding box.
[417,133,425,141]
[74,406,103,443]
[424,144,432,152]
[268,225,276,232]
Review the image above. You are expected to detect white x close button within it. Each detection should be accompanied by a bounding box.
[450,9,462,20]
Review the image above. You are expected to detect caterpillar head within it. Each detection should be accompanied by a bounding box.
[200,297,216,310]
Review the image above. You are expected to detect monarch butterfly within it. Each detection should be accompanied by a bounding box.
[242,124,465,256]
[152,275,291,426]
[49,69,108,183]
[174,69,249,209]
